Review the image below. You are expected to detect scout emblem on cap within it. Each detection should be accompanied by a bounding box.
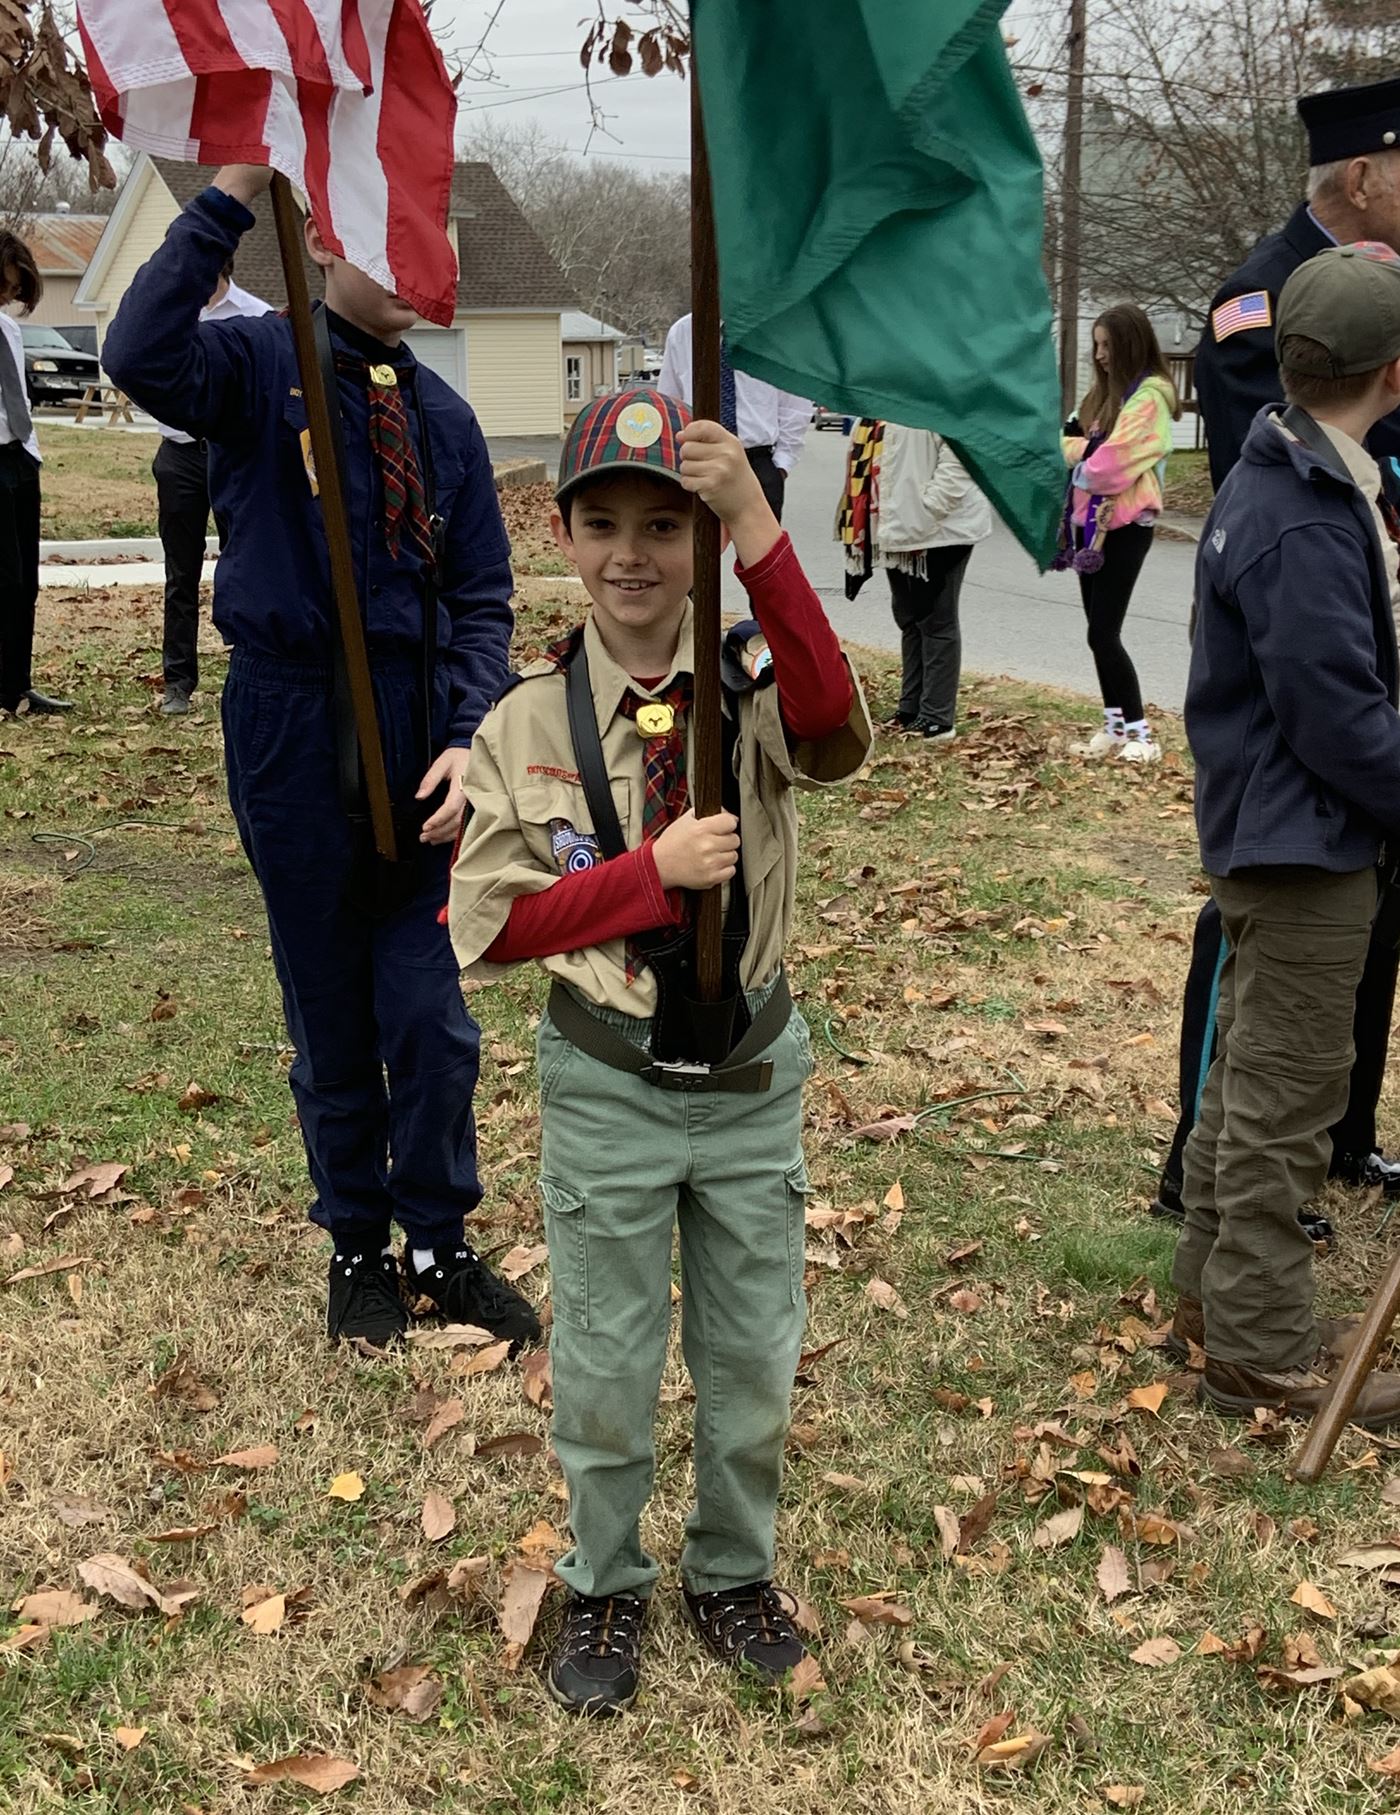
[634,702,676,737]
[616,400,665,448]
[549,818,600,873]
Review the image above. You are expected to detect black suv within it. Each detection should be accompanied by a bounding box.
[20,325,100,405]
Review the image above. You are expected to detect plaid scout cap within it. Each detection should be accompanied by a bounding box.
[1277,242,1400,376]
[555,386,692,504]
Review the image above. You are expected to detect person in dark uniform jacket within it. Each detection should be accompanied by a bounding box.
[1155,75,1400,1225]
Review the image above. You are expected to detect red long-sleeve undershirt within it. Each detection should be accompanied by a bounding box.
[485,531,851,965]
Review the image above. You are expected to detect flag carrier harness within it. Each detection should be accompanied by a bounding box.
[543,626,791,1096]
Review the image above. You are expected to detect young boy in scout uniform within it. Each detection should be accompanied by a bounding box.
[102,164,539,1353]
[449,387,870,1715]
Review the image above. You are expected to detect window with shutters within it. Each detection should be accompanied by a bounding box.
[566,355,583,402]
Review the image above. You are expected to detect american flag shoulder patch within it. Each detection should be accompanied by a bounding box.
[1211,290,1273,342]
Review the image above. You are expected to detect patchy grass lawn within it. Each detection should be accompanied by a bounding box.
[36,422,163,542]
[1162,449,1212,519]
[5,573,1400,1814]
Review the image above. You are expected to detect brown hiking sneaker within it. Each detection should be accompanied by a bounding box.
[1201,1351,1400,1430]
[1165,1298,1361,1366]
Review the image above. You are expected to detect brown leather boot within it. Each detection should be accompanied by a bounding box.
[1165,1298,1360,1366]
[1202,1350,1400,1430]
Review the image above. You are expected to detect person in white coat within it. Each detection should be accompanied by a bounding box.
[840,423,991,740]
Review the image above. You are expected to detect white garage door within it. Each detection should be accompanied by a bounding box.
[405,326,467,398]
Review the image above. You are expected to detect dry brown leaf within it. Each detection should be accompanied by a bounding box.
[365,1662,442,1721]
[883,1180,905,1211]
[850,1115,916,1142]
[6,1254,94,1287]
[422,1398,465,1451]
[933,1505,961,1559]
[1337,1544,1400,1571]
[77,1555,194,1619]
[1345,1664,1400,1716]
[498,1559,553,1668]
[1104,1790,1145,1809]
[789,1652,827,1704]
[177,1081,219,1114]
[1289,1580,1337,1621]
[149,1357,219,1413]
[521,1349,553,1411]
[421,1490,455,1544]
[1,1623,51,1653]
[11,1590,97,1628]
[455,1338,511,1378]
[212,1443,279,1471]
[51,1495,112,1529]
[949,1287,984,1315]
[113,1726,147,1752]
[240,1588,286,1636]
[406,1322,498,1350]
[838,1593,914,1627]
[327,1472,365,1502]
[244,1753,359,1794]
[499,1242,549,1282]
[1129,1636,1181,1667]
[864,1277,908,1319]
[1033,1503,1084,1551]
[971,1710,1014,1755]
[1370,1743,1400,1776]
[476,1431,544,1460]
[1380,1476,1400,1507]
[147,1523,216,1545]
[1097,1545,1130,1604]
[976,1732,1053,1772]
[60,1162,128,1198]
[1195,1630,1229,1656]
[1125,1381,1169,1416]
[821,1472,871,1494]
[517,1519,565,1562]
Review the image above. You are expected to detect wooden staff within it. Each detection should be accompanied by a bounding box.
[689,51,724,1001]
[1291,1248,1400,1483]
[270,173,398,862]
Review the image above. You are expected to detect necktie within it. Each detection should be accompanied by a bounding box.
[617,676,694,980]
[333,351,434,565]
[0,331,31,444]
[718,328,738,437]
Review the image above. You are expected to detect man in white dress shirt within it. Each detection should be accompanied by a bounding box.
[657,311,810,522]
[153,256,271,715]
[0,231,68,718]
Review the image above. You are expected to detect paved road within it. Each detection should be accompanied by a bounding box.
[724,428,1199,714]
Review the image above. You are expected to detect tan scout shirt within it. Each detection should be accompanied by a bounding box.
[449,602,872,1016]
[1327,424,1400,626]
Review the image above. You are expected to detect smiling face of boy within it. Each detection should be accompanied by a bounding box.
[551,473,695,655]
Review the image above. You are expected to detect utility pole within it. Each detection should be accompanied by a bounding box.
[1058,0,1086,419]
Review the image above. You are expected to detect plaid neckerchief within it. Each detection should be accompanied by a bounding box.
[333,351,435,565]
[617,675,693,981]
[838,418,883,599]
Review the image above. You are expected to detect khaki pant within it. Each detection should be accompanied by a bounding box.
[1173,865,1376,1370]
[536,984,811,1599]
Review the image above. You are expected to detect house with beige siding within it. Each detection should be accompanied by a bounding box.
[73,155,577,439]
[562,310,642,424]
[17,212,106,331]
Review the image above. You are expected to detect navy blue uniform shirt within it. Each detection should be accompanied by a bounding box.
[1195,202,1400,497]
[103,185,513,748]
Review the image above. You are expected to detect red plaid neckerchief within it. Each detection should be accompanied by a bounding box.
[618,675,693,982]
[333,351,435,566]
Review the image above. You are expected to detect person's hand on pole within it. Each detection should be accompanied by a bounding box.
[417,747,471,844]
[678,419,781,569]
[213,165,276,208]
[652,808,741,891]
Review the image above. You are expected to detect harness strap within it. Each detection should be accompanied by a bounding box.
[546,973,791,1094]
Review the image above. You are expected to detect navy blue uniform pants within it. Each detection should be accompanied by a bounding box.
[222,647,481,1250]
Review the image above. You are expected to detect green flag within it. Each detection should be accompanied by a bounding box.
[692,0,1062,567]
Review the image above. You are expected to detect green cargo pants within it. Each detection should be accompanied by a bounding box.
[536,982,812,1600]
[1172,865,1376,1370]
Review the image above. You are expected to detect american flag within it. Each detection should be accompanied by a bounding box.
[75,1,459,326]
[1211,290,1273,343]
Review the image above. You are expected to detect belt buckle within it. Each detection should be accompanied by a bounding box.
[647,1058,712,1092]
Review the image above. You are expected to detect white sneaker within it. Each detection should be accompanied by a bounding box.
[1071,727,1126,758]
[1120,736,1161,764]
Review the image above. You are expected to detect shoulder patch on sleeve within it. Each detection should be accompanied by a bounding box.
[1211,291,1273,342]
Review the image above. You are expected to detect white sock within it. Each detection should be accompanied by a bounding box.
[412,1247,435,1272]
[1103,707,1125,736]
[381,1244,395,1260]
[1124,718,1152,742]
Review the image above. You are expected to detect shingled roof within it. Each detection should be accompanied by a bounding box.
[450,161,576,311]
[149,157,575,316]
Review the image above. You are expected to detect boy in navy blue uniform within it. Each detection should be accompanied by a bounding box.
[1172,244,1400,1425]
[103,162,538,1351]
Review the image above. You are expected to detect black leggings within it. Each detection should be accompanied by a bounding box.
[1078,521,1153,723]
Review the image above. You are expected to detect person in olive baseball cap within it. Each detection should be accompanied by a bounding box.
[1276,240,1400,381]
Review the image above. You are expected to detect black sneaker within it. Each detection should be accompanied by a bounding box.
[1149,1172,1185,1221]
[327,1249,408,1347]
[404,1244,542,1350]
[683,1581,808,1679]
[546,1592,645,1717]
[1331,1148,1400,1199]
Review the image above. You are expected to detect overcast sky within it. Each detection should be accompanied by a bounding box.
[439,1,1052,169]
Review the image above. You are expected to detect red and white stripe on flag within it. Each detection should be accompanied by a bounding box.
[75,0,459,326]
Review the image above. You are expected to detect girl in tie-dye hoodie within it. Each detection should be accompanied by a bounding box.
[1058,303,1179,763]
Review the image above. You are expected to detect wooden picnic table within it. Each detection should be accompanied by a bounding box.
[72,383,135,427]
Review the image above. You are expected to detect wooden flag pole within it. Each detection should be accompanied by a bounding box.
[1291,1249,1400,1483]
[270,173,398,863]
[689,52,725,1002]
